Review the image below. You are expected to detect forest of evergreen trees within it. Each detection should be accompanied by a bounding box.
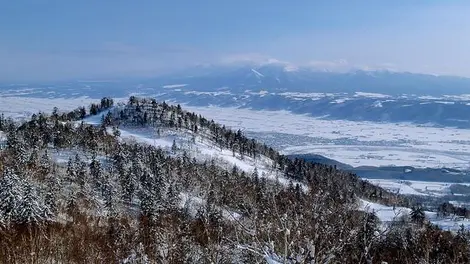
[0,96,469,263]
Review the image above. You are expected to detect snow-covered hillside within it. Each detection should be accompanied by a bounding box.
[82,101,470,233]
[83,108,305,190]
[3,96,470,263]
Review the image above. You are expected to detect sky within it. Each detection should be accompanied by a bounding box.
[1,0,470,81]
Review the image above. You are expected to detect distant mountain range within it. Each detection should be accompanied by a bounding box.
[3,63,470,127]
[149,63,470,96]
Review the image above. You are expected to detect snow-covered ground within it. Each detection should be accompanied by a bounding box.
[2,96,470,170]
[162,84,188,89]
[360,199,470,231]
[179,192,242,220]
[364,179,470,197]
[116,126,303,189]
[179,105,470,169]
[81,110,304,190]
[50,149,108,165]
[0,96,97,120]
[83,111,470,232]
[4,95,470,234]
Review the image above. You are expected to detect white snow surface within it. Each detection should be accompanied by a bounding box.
[251,68,265,78]
[178,105,470,169]
[81,111,304,190]
[115,126,302,189]
[162,84,188,89]
[360,199,470,231]
[360,199,411,222]
[0,96,97,120]
[184,91,232,96]
[179,192,241,220]
[3,96,470,170]
[354,92,391,98]
[364,179,470,197]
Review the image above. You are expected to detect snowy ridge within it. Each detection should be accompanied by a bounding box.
[112,125,305,190]
[183,91,232,96]
[8,96,470,236]
[82,108,305,191]
[162,84,188,89]
[354,92,391,99]
[251,68,265,78]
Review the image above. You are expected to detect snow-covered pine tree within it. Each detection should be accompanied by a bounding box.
[103,179,118,218]
[165,179,180,211]
[27,147,39,168]
[44,173,60,215]
[66,156,76,181]
[7,132,29,170]
[75,156,88,190]
[122,169,136,204]
[38,150,51,176]
[0,169,24,224]
[0,113,5,131]
[15,182,51,224]
[410,205,426,225]
[171,139,177,154]
[89,154,105,194]
[139,170,157,218]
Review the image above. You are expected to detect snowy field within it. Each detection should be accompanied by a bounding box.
[0,96,97,120]
[364,179,470,197]
[2,96,470,170]
[360,199,470,231]
[179,105,470,170]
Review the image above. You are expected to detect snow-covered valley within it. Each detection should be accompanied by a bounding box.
[177,104,470,170]
[3,95,470,171]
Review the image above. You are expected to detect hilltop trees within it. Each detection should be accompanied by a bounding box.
[106,96,408,207]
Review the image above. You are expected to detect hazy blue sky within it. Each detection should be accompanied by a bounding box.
[1,1,470,81]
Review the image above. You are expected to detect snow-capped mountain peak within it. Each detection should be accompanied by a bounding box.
[251,68,265,78]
